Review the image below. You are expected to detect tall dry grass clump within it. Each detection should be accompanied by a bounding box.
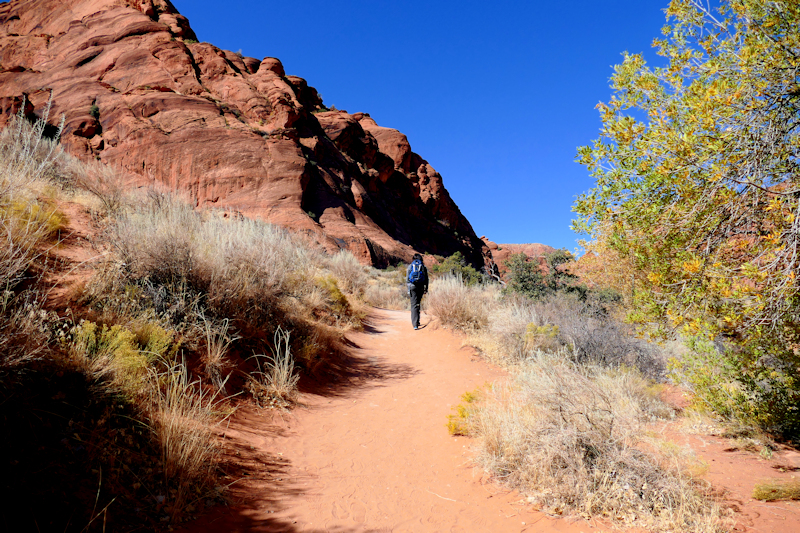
[248,326,300,407]
[148,358,228,521]
[470,352,721,531]
[426,275,494,330]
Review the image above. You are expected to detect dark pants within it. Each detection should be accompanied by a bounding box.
[409,284,424,328]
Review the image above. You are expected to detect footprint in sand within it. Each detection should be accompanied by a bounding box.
[331,500,348,520]
[350,501,367,523]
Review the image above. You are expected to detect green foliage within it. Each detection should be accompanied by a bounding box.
[69,320,179,389]
[503,250,581,300]
[315,274,351,319]
[503,253,547,299]
[89,103,100,119]
[672,336,800,439]
[525,323,560,352]
[431,251,482,285]
[574,0,800,437]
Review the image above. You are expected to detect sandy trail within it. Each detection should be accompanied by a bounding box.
[182,308,595,533]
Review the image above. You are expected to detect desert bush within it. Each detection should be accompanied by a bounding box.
[465,291,666,378]
[470,353,720,531]
[0,94,64,190]
[531,293,666,378]
[671,335,800,440]
[362,266,408,309]
[426,275,493,331]
[327,250,368,295]
[82,191,355,359]
[69,319,180,394]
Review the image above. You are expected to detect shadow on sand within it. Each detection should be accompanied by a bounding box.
[178,309,417,532]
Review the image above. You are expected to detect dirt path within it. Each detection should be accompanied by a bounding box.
[181,308,596,533]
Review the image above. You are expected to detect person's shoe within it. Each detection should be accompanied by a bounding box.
[414,326,418,330]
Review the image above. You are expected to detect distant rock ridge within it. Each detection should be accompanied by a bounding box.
[0,0,489,267]
[481,237,556,276]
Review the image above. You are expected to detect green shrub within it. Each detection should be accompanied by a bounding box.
[503,250,584,300]
[671,336,800,441]
[431,251,482,286]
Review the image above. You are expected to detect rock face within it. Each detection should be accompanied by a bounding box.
[481,237,556,277]
[0,0,489,267]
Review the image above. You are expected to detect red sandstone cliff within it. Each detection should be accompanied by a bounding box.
[481,237,556,277]
[0,0,489,267]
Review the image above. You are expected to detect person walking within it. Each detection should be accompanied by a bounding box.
[406,253,428,330]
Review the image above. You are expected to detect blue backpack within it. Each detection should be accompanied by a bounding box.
[408,259,427,284]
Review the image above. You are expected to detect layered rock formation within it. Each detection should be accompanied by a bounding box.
[0,0,488,266]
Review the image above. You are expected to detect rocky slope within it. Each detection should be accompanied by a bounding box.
[0,0,488,267]
[481,237,556,275]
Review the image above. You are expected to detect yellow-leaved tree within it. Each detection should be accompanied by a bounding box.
[574,0,800,438]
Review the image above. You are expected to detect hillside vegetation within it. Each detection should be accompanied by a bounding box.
[0,102,377,531]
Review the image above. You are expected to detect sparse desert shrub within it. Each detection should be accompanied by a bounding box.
[476,292,665,378]
[426,275,493,331]
[467,298,537,362]
[446,388,482,436]
[0,94,64,189]
[200,315,237,391]
[533,293,665,378]
[327,250,368,294]
[314,274,353,322]
[69,320,152,391]
[470,353,720,531]
[362,266,408,309]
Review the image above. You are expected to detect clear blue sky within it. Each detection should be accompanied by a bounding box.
[172,0,669,251]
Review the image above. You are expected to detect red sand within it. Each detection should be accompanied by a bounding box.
[180,309,598,532]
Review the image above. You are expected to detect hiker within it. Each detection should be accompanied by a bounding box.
[406,253,428,330]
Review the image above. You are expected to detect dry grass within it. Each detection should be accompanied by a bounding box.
[147,358,229,521]
[362,266,408,310]
[201,315,238,391]
[327,250,368,295]
[248,326,300,407]
[0,99,67,372]
[425,275,495,331]
[469,352,722,531]
[753,478,800,501]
